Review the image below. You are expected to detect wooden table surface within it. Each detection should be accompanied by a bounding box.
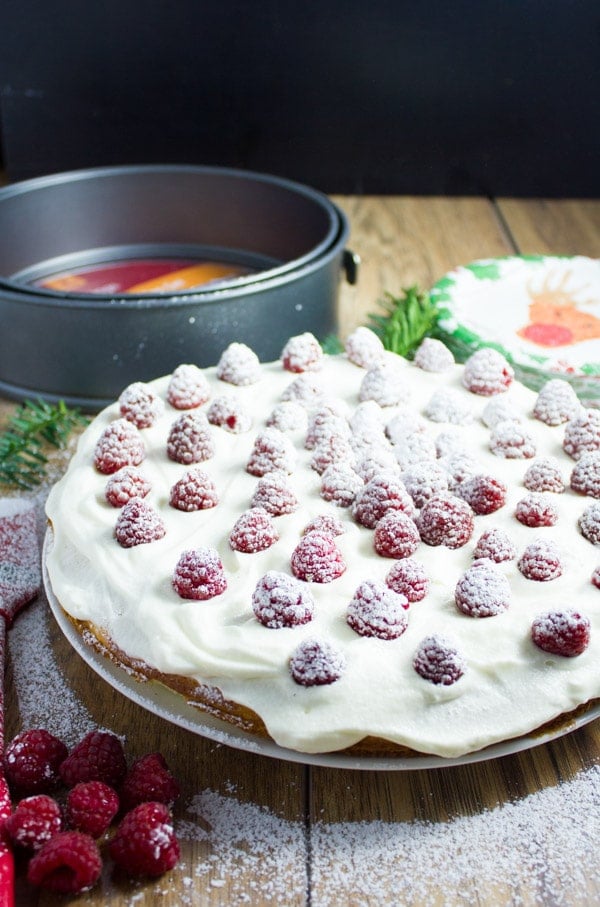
[2,195,600,905]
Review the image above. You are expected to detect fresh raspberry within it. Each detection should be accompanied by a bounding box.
[305,407,350,450]
[413,636,465,685]
[252,571,315,628]
[281,332,323,372]
[533,378,582,426]
[531,609,590,657]
[4,728,68,795]
[247,429,296,476]
[579,501,600,545]
[592,566,600,588]
[423,388,474,425]
[373,511,420,559]
[266,401,308,433]
[291,531,346,583]
[60,731,127,789]
[289,638,346,686]
[166,412,215,464]
[251,473,299,515]
[462,348,514,396]
[473,528,516,563]
[207,395,252,433]
[438,450,479,491]
[517,539,563,581]
[481,398,522,428]
[105,465,152,507]
[456,474,507,515]
[385,411,428,444]
[28,831,102,894]
[523,458,566,494]
[310,434,356,475]
[355,449,399,482]
[114,497,166,548]
[350,400,385,436]
[515,493,558,527]
[229,507,279,553]
[401,462,448,509]
[346,579,409,639]
[359,359,411,407]
[302,514,345,537]
[108,802,180,878]
[344,326,385,369]
[169,468,219,511]
[166,363,211,409]
[434,429,467,459]
[413,337,454,372]
[172,547,227,600]
[5,795,62,850]
[570,451,600,498]
[352,473,415,529]
[455,559,511,617]
[489,420,536,459]
[120,753,180,813]
[280,374,324,408]
[118,381,164,428]
[93,418,145,474]
[65,781,120,837]
[216,342,261,385]
[385,557,429,602]
[416,493,474,549]
[563,410,600,460]
[320,463,363,507]
[390,432,438,470]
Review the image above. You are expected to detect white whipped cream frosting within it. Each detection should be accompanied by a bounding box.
[45,348,600,757]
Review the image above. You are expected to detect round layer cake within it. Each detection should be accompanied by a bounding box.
[44,329,600,757]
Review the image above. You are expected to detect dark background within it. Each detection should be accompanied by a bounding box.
[0,0,598,196]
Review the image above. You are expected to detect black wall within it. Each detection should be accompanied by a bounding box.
[0,0,598,195]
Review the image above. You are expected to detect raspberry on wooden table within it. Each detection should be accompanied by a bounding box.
[413,636,465,685]
[251,473,299,515]
[517,539,563,581]
[523,458,566,494]
[109,802,180,878]
[207,395,252,433]
[514,492,558,528]
[533,378,583,426]
[385,557,429,602]
[461,348,514,396]
[359,359,411,407]
[489,420,536,459]
[28,830,102,894]
[93,418,145,474]
[455,559,511,617]
[373,510,420,559]
[291,531,346,583]
[66,781,119,837]
[416,493,474,549]
[3,728,68,795]
[302,514,345,537]
[346,579,409,639]
[166,411,215,464]
[289,638,346,686]
[413,337,455,372]
[352,472,416,529]
[570,451,600,498]
[229,507,279,553]
[60,730,127,789]
[5,794,62,850]
[563,410,600,460]
[402,462,449,509]
[166,363,211,409]
[120,753,180,812]
[252,571,315,628]
[114,497,166,548]
[169,468,219,511]
[344,326,385,369]
[247,428,296,476]
[579,501,600,545]
[216,342,261,385]
[456,474,507,515]
[281,332,323,373]
[320,463,363,507]
[118,381,164,428]
[473,528,516,562]
[531,609,590,657]
[105,465,152,507]
[172,547,227,600]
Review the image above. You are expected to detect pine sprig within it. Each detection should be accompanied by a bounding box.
[0,399,89,490]
[369,285,441,358]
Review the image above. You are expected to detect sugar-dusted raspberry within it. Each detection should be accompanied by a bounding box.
[455,559,511,617]
[267,401,308,433]
[280,374,324,408]
[489,419,536,459]
[305,406,350,450]
[390,432,438,471]
[518,539,563,581]
[251,473,299,515]
[473,528,516,563]
[109,802,180,878]
[345,326,385,369]
[229,507,279,553]
[533,378,582,426]
[346,579,409,640]
[352,472,415,529]
[207,395,252,433]
[592,566,600,588]
[563,410,600,460]
[247,428,296,476]
[28,831,102,894]
[166,363,211,409]
[359,359,411,407]
[60,731,127,789]
[114,498,166,548]
[531,609,590,657]
[169,468,219,511]
[386,557,429,602]
[118,381,164,429]
[310,434,356,475]
[374,511,420,559]
[423,388,474,425]
[66,781,120,837]
[462,347,514,396]
[523,458,566,494]
[105,465,151,507]
[350,400,385,436]
[456,474,507,515]
[289,638,346,686]
[166,411,215,464]
[481,398,522,428]
[216,342,261,385]
[570,451,600,498]
[515,492,558,527]
[93,418,145,475]
[579,501,600,545]
[355,448,399,483]
[302,514,345,537]
[320,463,363,507]
[438,450,479,491]
[416,493,474,549]
[402,462,449,508]
[4,728,68,795]
[291,530,346,583]
[120,753,180,812]
[252,571,315,628]
[281,332,323,373]
[434,429,467,458]
[385,411,428,445]
[413,636,465,685]
[413,337,454,372]
[5,794,62,850]
[172,547,227,600]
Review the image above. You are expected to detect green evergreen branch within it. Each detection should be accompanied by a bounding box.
[368,285,441,358]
